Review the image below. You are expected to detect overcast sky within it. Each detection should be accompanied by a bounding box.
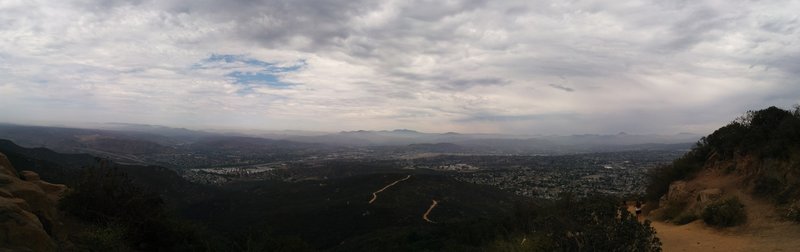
[1,0,798,135]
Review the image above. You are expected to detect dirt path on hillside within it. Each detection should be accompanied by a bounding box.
[651,219,800,251]
[650,221,750,251]
[422,199,439,223]
[631,203,800,252]
[368,175,411,204]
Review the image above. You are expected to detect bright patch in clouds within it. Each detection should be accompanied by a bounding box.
[0,0,798,134]
[194,54,306,93]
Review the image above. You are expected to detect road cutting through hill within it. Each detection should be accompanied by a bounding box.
[368,174,411,204]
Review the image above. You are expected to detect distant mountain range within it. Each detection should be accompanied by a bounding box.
[0,123,699,165]
[279,129,699,148]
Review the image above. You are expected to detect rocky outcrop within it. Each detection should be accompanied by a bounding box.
[657,178,726,219]
[696,188,723,205]
[661,181,689,205]
[0,153,16,177]
[0,196,54,252]
[0,152,66,252]
[19,170,67,202]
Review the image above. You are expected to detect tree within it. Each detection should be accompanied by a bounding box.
[512,194,662,251]
[60,160,219,251]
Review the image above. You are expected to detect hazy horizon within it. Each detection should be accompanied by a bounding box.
[2,1,798,135]
[0,120,708,138]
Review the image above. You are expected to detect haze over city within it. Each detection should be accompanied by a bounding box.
[1,0,798,134]
[5,1,800,251]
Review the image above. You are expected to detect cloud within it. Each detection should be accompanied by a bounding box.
[192,54,306,93]
[0,0,798,134]
[456,112,579,123]
[548,84,574,92]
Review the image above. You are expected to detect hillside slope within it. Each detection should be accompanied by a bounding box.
[2,139,663,251]
[184,173,520,250]
[640,195,800,252]
[644,106,800,251]
[647,106,800,211]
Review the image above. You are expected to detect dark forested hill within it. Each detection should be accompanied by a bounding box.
[2,139,662,251]
[184,173,519,249]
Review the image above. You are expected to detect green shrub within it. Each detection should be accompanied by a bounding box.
[658,200,687,221]
[484,234,552,252]
[526,194,662,251]
[672,213,698,225]
[72,224,129,252]
[787,201,800,222]
[60,164,165,224]
[724,164,736,174]
[61,162,225,251]
[753,176,782,197]
[752,176,800,204]
[702,197,747,227]
[775,185,799,205]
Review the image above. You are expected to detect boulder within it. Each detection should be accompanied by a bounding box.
[34,180,68,201]
[696,188,723,204]
[0,188,12,198]
[0,152,66,252]
[0,197,56,252]
[4,177,59,228]
[0,153,16,177]
[0,174,14,187]
[20,171,67,201]
[660,181,690,207]
[19,170,40,181]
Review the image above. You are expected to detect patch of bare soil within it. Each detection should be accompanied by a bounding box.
[641,169,800,251]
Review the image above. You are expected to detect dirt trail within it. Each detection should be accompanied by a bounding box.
[634,169,800,252]
[631,203,800,252]
[650,219,800,251]
[651,221,750,251]
[368,175,411,204]
[422,199,439,223]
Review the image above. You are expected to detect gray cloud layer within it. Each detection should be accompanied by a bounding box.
[1,0,798,134]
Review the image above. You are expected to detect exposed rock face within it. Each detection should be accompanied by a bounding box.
[660,181,689,206]
[0,152,66,252]
[667,181,688,201]
[20,170,67,202]
[0,196,53,252]
[658,179,725,217]
[696,188,723,204]
[0,153,17,177]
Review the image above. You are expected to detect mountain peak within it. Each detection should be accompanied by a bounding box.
[391,129,419,133]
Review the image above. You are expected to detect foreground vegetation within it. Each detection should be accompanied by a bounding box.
[646,106,800,226]
[646,106,800,203]
[701,197,747,227]
[60,162,228,251]
[58,161,661,251]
